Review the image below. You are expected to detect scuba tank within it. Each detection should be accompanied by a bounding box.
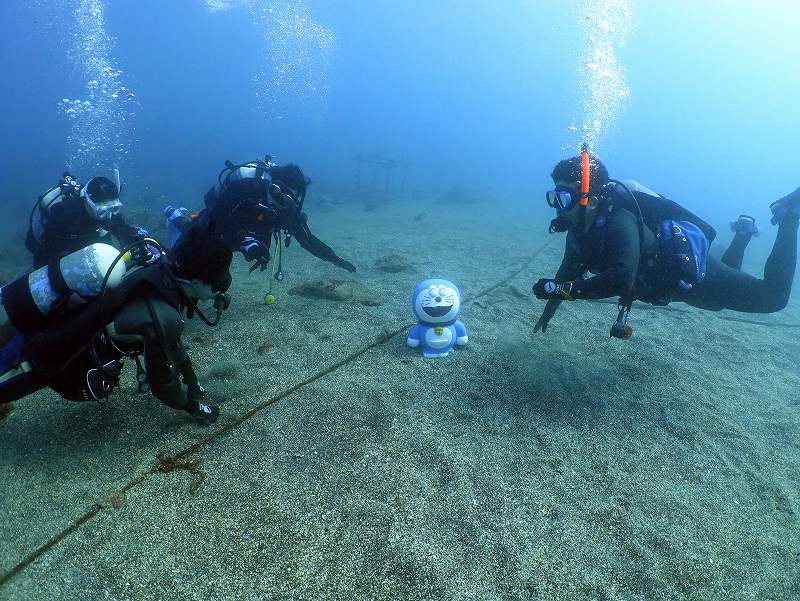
[0,242,127,333]
[218,156,275,189]
[611,179,717,243]
[26,173,81,252]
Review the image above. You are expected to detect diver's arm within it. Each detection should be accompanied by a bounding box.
[292,216,356,272]
[108,214,144,246]
[570,213,640,299]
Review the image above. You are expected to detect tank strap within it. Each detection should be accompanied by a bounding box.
[47,257,71,298]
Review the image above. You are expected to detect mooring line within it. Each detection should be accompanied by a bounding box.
[588,299,800,328]
[0,239,554,588]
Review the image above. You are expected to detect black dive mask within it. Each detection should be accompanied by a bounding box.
[262,182,302,228]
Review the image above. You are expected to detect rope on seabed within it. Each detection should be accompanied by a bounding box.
[588,298,800,328]
[0,238,555,588]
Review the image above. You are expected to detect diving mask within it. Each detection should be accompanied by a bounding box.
[176,273,231,302]
[546,187,575,212]
[269,182,300,208]
[262,182,302,225]
[81,177,122,221]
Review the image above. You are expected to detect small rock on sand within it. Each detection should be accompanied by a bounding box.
[290,278,384,307]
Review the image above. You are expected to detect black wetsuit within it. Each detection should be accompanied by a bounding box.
[199,179,355,272]
[547,189,798,315]
[675,218,798,312]
[16,262,202,412]
[26,193,141,269]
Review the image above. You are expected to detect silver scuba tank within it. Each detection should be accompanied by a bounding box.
[0,243,127,333]
[618,179,661,197]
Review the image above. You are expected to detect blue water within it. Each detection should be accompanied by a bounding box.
[1,0,799,233]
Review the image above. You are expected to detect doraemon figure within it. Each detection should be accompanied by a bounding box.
[407,279,468,358]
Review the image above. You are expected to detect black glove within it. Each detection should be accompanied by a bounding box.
[533,278,575,300]
[240,236,269,272]
[292,220,355,272]
[336,257,356,273]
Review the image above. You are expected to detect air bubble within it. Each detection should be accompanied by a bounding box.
[206,0,334,123]
[57,0,137,172]
[571,0,632,153]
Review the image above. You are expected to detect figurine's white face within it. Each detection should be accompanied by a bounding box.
[415,282,460,323]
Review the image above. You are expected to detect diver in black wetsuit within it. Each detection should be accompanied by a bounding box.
[532,150,800,335]
[165,158,355,275]
[0,227,233,423]
[26,173,146,269]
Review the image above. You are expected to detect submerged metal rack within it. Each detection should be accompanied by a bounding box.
[353,153,410,201]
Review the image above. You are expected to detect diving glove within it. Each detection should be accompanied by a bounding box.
[336,257,357,273]
[241,236,266,260]
[129,242,160,266]
[533,279,575,301]
[241,236,270,272]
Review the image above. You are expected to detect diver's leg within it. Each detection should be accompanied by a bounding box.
[721,215,760,270]
[681,214,798,313]
[761,214,798,307]
[0,320,17,348]
[720,235,750,270]
[0,332,43,403]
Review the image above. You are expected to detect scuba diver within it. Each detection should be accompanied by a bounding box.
[165,157,356,280]
[0,226,233,424]
[532,145,800,337]
[26,171,146,269]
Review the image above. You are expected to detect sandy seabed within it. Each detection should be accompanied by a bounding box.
[1,194,799,601]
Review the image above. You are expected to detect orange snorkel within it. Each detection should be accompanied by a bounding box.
[579,142,591,206]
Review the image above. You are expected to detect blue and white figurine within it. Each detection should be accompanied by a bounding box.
[407,279,468,358]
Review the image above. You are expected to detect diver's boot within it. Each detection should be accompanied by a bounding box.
[188,400,219,425]
[730,214,760,237]
[770,187,800,225]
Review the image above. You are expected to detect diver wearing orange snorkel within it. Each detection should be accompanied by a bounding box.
[532,145,800,337]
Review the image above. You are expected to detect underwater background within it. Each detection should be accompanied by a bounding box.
[3,0,799,223]
[2,1,800,600]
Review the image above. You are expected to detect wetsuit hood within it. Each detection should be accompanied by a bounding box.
[170,226,233,293]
